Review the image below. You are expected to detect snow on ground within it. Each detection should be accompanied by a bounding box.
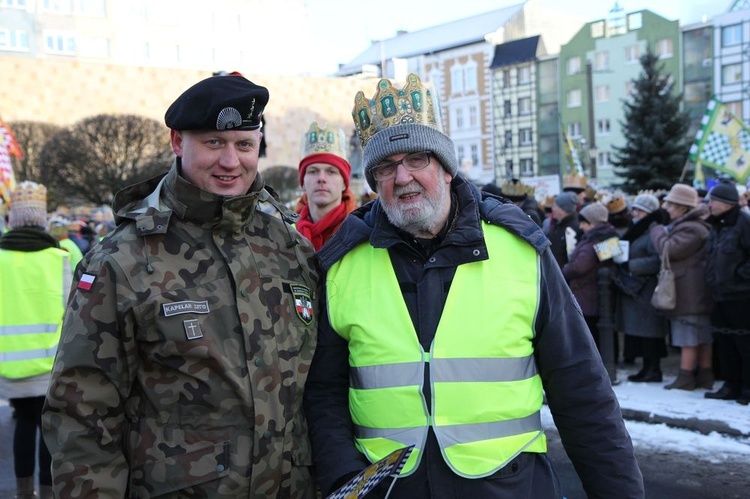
[542,372,750,460]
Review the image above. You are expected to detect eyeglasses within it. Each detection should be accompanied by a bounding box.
[371,151,432,182]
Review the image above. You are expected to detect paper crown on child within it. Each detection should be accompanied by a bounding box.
[351,73,444,147]
[603,192,628,214]
[300,122,348,160]
[9,181,47,229]
[562,171,587,190]
[500,178,535,200]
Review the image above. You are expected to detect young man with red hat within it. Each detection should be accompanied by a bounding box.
[295,122,357,250]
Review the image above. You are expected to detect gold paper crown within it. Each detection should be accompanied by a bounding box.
[501,179,535,198]
[602,191,628,214]
[352,73,443,147]
[300,122,348,160]
[562,171,587,189]
[11,181,46,211]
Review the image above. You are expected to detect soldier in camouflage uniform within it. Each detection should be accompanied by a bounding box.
[42,74,319,498]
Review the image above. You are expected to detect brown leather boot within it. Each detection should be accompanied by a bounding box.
[664,369,696,390]
[15,476,36,499]
[695,367,715,390]
[38,485,53,499]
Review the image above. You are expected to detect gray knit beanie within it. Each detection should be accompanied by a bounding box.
[362,123,458,192]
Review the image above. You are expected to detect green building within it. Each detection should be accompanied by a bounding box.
[559,6,681,187]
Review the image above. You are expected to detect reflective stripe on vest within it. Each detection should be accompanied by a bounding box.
[327,221,546,478]
[0,247,68,379]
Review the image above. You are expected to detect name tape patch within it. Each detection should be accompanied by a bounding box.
[389,133,409,142]
[163,300,210,317]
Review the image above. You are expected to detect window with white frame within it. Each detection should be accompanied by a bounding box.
[469,105,478,127]
[595,85,610,103]
[627,13,642,30]
[517,65,531,84]
[726,101,742,117]
[722,63,742,85]
[625,45,640,63]
[464,61,478,92]
[594,51,609,71]
[505,159,513,176]
[519,128,532,145]
[471,144,479,166]
[451,64,464,94]
[43,0,72,13]
[625,81,637,98]
[457,145,465,163]
[568,122,582,138]
[45,31,76,54]
[504,131,512,148]
[504,100,511,117]
[597,151,611,167]
[502,69,511,87]
[520,158,533,175]
[518,97,531,115]
[590,21,605,38]
[655,39,673,59]
[428,68,440,89]
[0,29,29,51]
[567,56,581,75]
[722,24,742,47]
[0,0,26,8]
[597,119,611,135]
[567,89,582,108]
[455,108,464,129]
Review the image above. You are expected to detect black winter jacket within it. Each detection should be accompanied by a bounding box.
[304,176,644,499]
[706,206,750,301]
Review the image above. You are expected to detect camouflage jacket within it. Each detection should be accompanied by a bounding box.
[43,164,319,498]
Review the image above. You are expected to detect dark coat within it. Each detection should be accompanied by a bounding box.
[650,204,713,317]
[304,176,644,499]
[562,223,619,317]
[615,211,670,338]
[705,206,750,302]
[545,214,580,269]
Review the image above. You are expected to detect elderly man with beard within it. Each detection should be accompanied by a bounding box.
[303,74,644,499]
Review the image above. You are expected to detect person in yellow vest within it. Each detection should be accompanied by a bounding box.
[48,215,84,270]
[294,122,357,250]
[303,74,644,498]
[0,181,71,499]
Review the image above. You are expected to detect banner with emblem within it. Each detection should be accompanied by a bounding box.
[561,128,583,175]
[688,97,750,184]
[0,116,22,206]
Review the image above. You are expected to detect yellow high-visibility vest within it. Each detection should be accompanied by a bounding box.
[0,247,69,379]
[327,221,546,478]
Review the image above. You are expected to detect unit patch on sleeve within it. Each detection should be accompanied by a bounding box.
[291,284,314,325]
[77,273,97,291]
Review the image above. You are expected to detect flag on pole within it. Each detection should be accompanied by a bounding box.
[688,97,750,184]
[561,129,583,175]
[0,117,22,206]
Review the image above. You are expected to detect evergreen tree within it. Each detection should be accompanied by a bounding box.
[612,49,692,193]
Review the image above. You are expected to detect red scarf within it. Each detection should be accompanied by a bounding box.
[295,189,357,250]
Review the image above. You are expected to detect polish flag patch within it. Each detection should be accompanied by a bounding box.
[77,273,97,291]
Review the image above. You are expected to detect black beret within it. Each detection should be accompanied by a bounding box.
[164,74,269,131]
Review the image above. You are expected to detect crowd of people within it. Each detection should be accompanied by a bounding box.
[0,70,747,498]
[539,177,750,405]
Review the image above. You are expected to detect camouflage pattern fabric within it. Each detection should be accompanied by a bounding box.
[42,164,319,498]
